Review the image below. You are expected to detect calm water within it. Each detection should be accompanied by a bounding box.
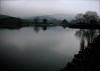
[0,26,81,71]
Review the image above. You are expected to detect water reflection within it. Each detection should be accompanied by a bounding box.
[0,27,80,71]
[60,29,100,71]
[33,26,66,33]
[42,26,47,31]
[33,26,48,33]
[33,26,40,33]
[75,29,99,50]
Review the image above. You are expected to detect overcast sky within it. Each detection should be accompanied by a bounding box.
[0,0,100,17]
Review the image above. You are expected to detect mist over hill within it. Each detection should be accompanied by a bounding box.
[23,14,75,21]
[0,14,23,20]
[0,15,12,19]
[48,14,75,21]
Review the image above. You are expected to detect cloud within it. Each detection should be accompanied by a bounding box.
[0,0,100,17]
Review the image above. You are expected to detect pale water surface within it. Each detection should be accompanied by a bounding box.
[0,26,80,71]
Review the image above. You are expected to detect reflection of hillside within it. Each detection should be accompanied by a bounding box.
[60,29,100,71]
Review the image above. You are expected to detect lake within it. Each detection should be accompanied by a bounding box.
[0,26,85,71]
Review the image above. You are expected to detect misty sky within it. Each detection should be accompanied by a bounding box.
[0,0,100,17]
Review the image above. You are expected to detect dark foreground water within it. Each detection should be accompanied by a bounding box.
[0,26,83,71]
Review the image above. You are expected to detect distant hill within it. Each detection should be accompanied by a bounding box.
[0,14,21,20]
[24,14,75,21]
[0,15,12,19]
[24,15,57,21]
[0,14,23,28]
[48,14,75,21]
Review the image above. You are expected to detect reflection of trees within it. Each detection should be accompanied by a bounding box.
[33,26,48,32]
[75,29,99,50]
[42,26,47,31]
[80,35,85,51]
[33,26,40,33]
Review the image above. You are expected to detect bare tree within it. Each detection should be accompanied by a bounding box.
[74,11,99,24]
[83,11,99,24]
[43,19,48,24]
[75,13,84,24]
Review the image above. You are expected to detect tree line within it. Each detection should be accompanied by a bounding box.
[0,11,100,28]
[32,11,100,27]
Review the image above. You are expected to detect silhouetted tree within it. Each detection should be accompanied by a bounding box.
[61,19,69,27]
[75,13,84,24]
[43,19,48,24]
[34,18,40,25]
[83,11,99,24]
[74,11,99,25]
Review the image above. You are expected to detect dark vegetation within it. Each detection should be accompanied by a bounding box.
[69,11,100,29]
[0,11,100,29]
[0,15,23,29]
[60,29,100,71]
